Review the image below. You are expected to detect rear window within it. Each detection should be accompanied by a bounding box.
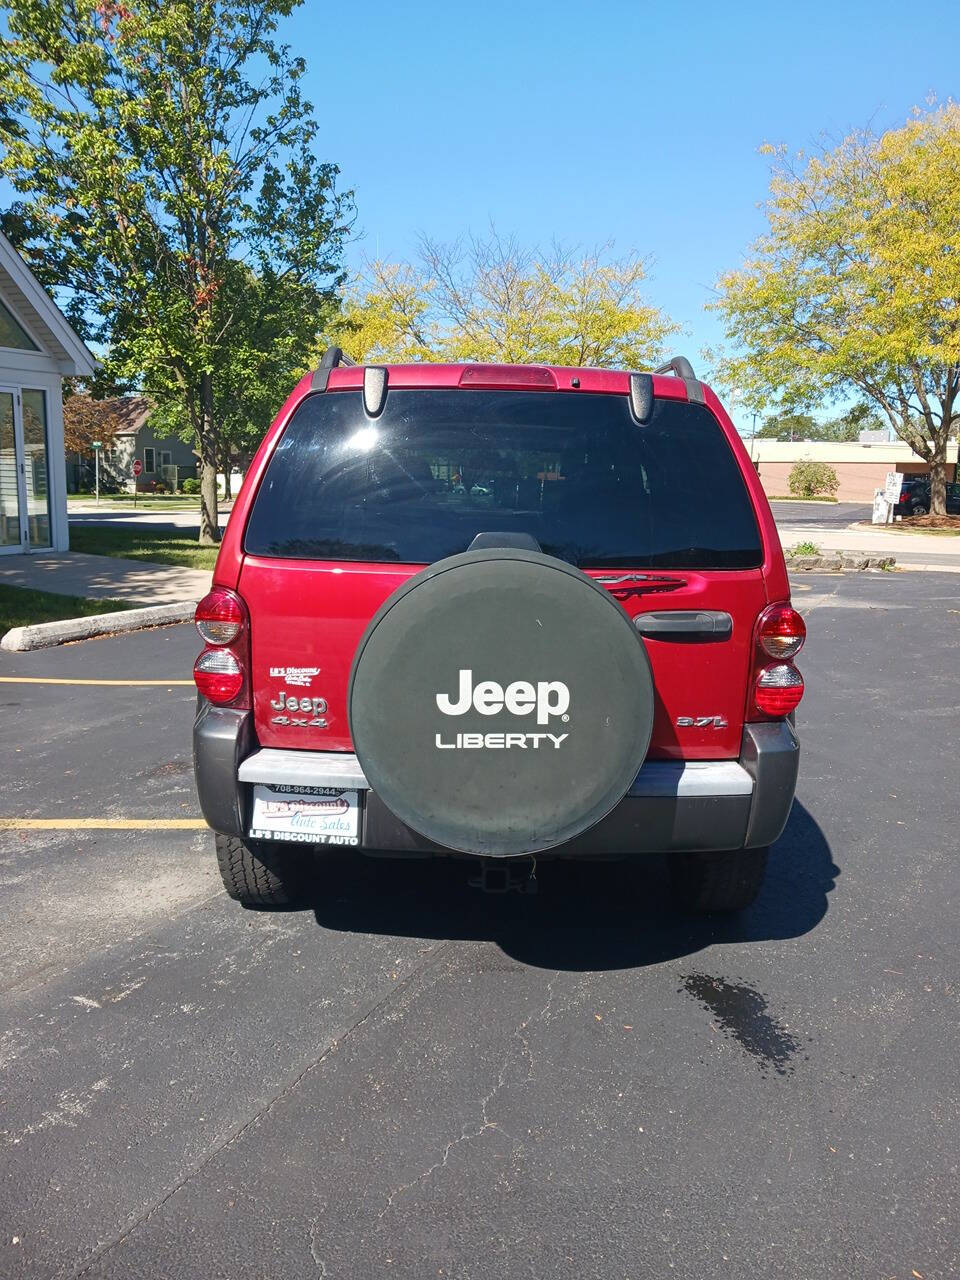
[244,389,763,569]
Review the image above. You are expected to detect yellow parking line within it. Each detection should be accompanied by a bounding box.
[0,818,207,830]
[0,677,194,686]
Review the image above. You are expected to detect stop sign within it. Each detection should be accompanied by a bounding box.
[132,459,143,477]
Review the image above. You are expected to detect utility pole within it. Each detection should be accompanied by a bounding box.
[92,440,102,505]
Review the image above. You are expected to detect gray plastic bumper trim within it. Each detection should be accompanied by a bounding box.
[741,719,800,847]
[201,725,796,857]
[193,702,255,837]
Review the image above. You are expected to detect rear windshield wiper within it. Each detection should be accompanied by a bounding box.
[592,572,687,596]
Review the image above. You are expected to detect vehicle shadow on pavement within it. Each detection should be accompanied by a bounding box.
[308,802,838,972]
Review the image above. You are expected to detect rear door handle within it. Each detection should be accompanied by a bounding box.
[635,610,733,637]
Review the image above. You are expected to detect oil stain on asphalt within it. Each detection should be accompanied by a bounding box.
[680,974,802,1076]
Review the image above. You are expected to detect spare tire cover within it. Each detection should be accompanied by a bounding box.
[348,548,654,856]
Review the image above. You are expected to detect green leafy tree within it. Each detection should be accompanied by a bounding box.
[823,403,885,442]
[756,404,885,441]
[755,412,819,440]
[327,232,678,369]
[0,0,352,542]
[711,104,960,515]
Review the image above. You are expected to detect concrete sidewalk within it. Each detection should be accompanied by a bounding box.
[68,503,232,530]
[0,551,211,605]
[778,523,960,570]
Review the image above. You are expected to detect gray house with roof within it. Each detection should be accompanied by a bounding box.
[0,230,97,553]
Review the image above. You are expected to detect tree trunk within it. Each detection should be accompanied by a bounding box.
[198,373,220,544]
[929,453,948,516]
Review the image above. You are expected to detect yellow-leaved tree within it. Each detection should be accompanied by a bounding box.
[326,231,678,371]
[711,104,960,514]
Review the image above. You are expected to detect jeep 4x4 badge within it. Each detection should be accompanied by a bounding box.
[434,669,570,749]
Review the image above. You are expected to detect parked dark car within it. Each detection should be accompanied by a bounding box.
[895,476,960,517]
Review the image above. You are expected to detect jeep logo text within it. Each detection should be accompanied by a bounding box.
[436,669,570,725]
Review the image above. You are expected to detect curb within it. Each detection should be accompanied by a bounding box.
[787,555,896,572]
[0,601,197,652]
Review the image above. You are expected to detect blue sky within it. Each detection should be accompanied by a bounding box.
[287,0,958,417]
[2,0,957,431]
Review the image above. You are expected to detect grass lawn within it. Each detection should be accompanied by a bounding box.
[0,584,132,634]
[68,494,204,511]
[70,525,221,569]
[768,495,839,502]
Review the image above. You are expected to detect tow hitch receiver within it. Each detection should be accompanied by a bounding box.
[468,858,538,895]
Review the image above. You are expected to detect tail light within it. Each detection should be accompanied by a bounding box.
[757,603,806,659]
[194,648,244,703]
[458,365,558,390]
[752,602,805,719]
[194,588,250,707]
[755,663,804,715]
[195,589,244,644]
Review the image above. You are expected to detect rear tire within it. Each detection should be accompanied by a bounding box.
[671,846,768,913]
[214,833,307,908]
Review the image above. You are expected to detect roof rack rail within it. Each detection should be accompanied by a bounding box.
[653,355,704,404]
[311,345,356,392]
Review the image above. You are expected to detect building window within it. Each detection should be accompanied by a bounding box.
[0,299,40,351]
[160,450,171,466]
[143,447,155,473]
[21,390,51,548]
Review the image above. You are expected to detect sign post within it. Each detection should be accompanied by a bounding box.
[883,471,904,525]
[132,457,143,509]
[92,441,102,506]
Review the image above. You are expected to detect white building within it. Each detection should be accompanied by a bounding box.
[0,231,97,553]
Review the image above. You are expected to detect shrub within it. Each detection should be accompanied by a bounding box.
[788,540,822,557]
[153,482,167,494]
[181,477,201,494]
[788,460,839,499]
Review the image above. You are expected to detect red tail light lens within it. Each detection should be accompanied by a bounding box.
[194,648,244,704]
[758,603,806,659]
[755,663,804,716]
[195,588,245,644]
[458,365,558,389]
[193,588,249,707]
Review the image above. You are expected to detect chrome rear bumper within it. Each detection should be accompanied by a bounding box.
[238,748,755,800]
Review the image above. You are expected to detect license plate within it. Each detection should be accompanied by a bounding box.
[249,784,360,845]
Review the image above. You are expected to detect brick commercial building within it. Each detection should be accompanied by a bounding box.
[749,439,959,502]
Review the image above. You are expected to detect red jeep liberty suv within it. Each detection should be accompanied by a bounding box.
[193,351,803,911]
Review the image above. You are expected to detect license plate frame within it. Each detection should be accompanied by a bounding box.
[249,784,360,846]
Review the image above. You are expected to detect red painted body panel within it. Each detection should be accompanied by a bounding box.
[240,557,766,760]
[213,362,794,762]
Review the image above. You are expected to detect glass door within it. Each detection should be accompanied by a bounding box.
[0,387,26,552]
[21,390,51,548]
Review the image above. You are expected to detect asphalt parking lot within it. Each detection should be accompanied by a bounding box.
[769,500,871,527]
[1,571,958,1280]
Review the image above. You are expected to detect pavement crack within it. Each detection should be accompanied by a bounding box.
[308,1219,328,1277]
[68,941,454,1280]
[376,968,559,1223]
